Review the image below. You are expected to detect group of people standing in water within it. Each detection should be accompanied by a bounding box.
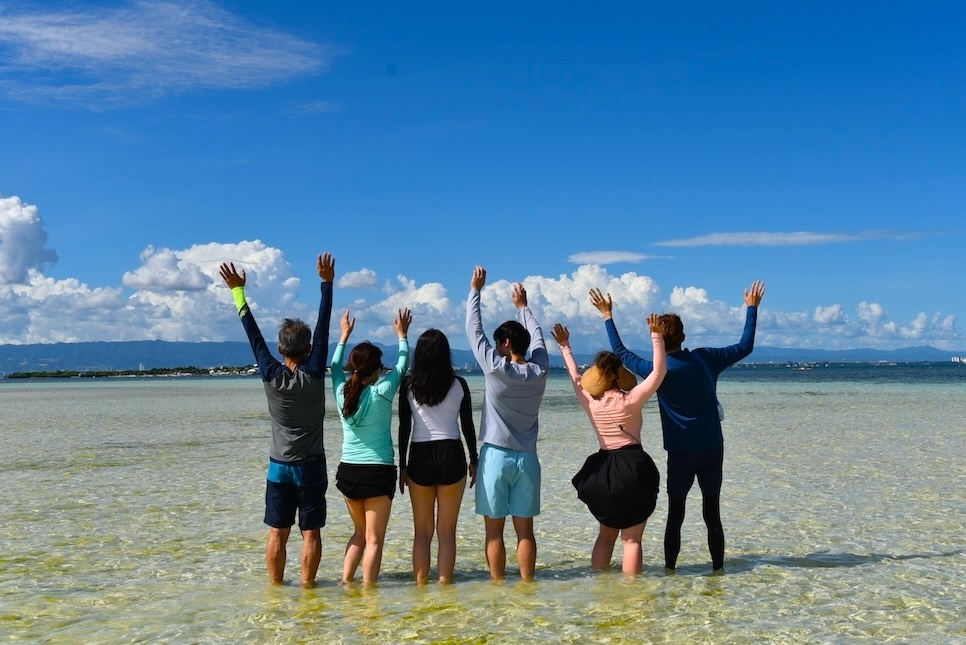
[219,254,765,588]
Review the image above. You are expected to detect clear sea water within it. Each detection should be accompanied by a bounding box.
[1,364,964,643]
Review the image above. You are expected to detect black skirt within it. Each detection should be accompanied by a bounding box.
[571,444,660,529]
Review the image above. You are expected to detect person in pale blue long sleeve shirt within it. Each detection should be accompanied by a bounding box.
[465,265,549,581]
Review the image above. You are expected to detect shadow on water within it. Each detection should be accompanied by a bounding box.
[722,549,963,573]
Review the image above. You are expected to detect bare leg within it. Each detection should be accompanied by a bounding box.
[512,516,536,581]
[342,497,367,583]
[300,528,321,588]
[435,477,466,584]
[266,527,291,584]
[484,516,507,580]
[592,524,619,570]
[408,482,437,584]
[619,522,645,576]
[361,496,393,585]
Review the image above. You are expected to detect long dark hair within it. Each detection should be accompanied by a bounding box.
[341,341,383,418]
[405,329,455,406]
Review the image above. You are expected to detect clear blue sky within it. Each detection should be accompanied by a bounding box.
[1,1,963,353]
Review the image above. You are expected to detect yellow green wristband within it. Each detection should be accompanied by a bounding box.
[231,286,247,314]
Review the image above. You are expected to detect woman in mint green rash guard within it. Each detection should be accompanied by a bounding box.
[331,307,412,585]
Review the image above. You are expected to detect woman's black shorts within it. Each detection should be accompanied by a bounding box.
[571,444,660,529]
[336,462,397,500]
[406,439,468,487]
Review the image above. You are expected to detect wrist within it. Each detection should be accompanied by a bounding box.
[230,286,247,313]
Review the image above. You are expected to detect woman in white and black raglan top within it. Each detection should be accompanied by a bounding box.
[398,329,478,584]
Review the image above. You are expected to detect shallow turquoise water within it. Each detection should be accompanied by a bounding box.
[0,373,964,642]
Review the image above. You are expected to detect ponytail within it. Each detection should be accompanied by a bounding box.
[341,341,383,418]
[341,372,366,418]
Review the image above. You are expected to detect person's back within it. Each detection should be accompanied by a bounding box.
[262,363,327,461]
[219,253,335,588]
[464,265,548,581]
[333,343,406,466]
[476,347,548,452]
[649,349,728,453]
[590,281,765,572]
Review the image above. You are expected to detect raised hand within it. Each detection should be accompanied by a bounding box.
[511,283,528,309]
[340,309,355,343]
[589,288,613,320]
[219,262,246,288]
[394,308,412,338]
[318,252,335,282]
[647,313,663,334]
[744,281,766,307]
[470,265,486,291]
[551,323,570,344]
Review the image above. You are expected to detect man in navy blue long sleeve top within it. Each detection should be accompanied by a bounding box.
[591,281,765,571]
[220,253,335,588]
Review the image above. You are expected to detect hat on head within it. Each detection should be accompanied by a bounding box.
[580,364,637,397]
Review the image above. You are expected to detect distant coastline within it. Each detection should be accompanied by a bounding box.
[1,339,964,376]
[5,360,964,380]
[2,366,258,379]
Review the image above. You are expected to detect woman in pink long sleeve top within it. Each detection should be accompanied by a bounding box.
[551,314,667,575]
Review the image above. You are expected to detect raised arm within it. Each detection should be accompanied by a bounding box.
[304,252,335,377]
[220,262,278,380]
[514,282,549,369]
[465,265,501,372]
[590,287,653,377]
[330,309,354,391]
[625,314,668,406]
[702,280,765,371]
[376,308,412,398]
[551,323,591,405]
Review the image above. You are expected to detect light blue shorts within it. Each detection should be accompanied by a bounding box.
[475,444,541,518]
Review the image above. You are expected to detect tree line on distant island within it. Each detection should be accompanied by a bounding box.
[5,366,256,379]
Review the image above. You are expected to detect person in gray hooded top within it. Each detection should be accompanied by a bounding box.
[465,265,549,581]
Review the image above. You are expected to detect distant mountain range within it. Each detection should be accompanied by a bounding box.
[0,340,963,374]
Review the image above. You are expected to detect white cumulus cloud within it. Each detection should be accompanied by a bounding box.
[0,195,58,284]
[857,301,887,325]
[338,269,378,289]
[813,304,845,325]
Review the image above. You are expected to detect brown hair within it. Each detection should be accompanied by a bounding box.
[659,313,685,350]
[341,341,383,418]
[593,351,623,390]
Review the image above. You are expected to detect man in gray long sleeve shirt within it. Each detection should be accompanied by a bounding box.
[465,265,549,581]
